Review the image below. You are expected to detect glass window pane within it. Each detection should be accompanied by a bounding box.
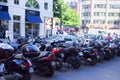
[44,2,48,10]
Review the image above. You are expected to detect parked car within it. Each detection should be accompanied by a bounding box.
[62,35,79,47]
[83,34,97,45]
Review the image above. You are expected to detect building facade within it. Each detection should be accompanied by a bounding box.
[80,0,120,29]
[0,0,53,41]
[64,0,80,16]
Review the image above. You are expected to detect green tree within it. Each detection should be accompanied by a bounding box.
[53,0,63,18]
[0,0,7,2]
[53,0,81,27]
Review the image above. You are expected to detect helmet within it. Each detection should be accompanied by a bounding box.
[21,44,40,58]
[94,41,103,48]
[0,43,14,59]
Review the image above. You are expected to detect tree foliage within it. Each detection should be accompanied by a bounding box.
[53,0,81,27]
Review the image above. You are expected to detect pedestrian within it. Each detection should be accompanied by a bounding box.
[97,31,103,40]
[106,33,112,42]
[112,32,117,40]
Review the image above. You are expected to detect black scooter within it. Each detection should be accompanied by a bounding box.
[0,43,33,80]
[21,44,55,77]
[31,52,55,77]
[79,46,98,66]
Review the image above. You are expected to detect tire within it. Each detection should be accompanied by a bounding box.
[116,50,120,57]
[72,57,81,69]
[104,50,111,60]
[45,64,55,77]
[72,61,81,69]
[55,59,63,70]
[88,57,97,66]
[97,52,104,62]
[19,72,31,80]
[110,50,116,58]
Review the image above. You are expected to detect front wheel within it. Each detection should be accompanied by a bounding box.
[116,49,120,57]
[88,57,97,66]
[97,52,104,62]
[44,64,55,77]
[55,59,63,70]
[19,72,31,80]
[72,61,81,69]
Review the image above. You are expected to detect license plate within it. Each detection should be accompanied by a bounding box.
[79,52,83,56]
[61,53,64,57]
[87,58,92,61]
[29,67,34,73]
[51,61,56,66]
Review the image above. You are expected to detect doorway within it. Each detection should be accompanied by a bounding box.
[25,23,39,38]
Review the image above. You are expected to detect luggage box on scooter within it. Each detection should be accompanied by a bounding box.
[21,44,40,58]
[0,43,14,59]
[94,41,103,48]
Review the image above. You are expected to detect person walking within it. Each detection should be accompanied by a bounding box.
[106,33,112,42]
[112,32,117,40]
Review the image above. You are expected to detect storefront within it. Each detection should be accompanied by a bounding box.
[0,0,53,41]
[44,17,53,37]
[0,5,11,39]
[25,10,42,38]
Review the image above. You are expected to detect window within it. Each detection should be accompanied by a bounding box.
[13,16,20,21]
[83,5,90,9]
[25,0,39,9]
[71,2,77,6]
[0,0,7,3]
[94,12,106,16]
[108,20,115,24]
[108,12,120,17]
[93,20,105,24]
[109,4,120,9]
[82,0,90,2]
[13,15,21,38]
[0,21,9,38]
[14,0,19,5]
[44,2,48,10]
[82,12,90,16]
[25,23,39,38]
[94,4,106,9]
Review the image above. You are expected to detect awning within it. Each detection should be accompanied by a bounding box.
[26,14,43,23]
[0,11,11,20]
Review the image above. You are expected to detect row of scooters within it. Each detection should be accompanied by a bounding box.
[0,36,120,80]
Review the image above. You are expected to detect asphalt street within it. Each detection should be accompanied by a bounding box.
[32,57,120,80]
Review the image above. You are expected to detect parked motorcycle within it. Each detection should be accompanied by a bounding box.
[33,36,46,51]
[91,40,105,62]
[79,46,98,66]
[21,44,55,77]
[62,46,81,69]
[103,40,117,60]
[0,43,33,80]
[52,47,65,70]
